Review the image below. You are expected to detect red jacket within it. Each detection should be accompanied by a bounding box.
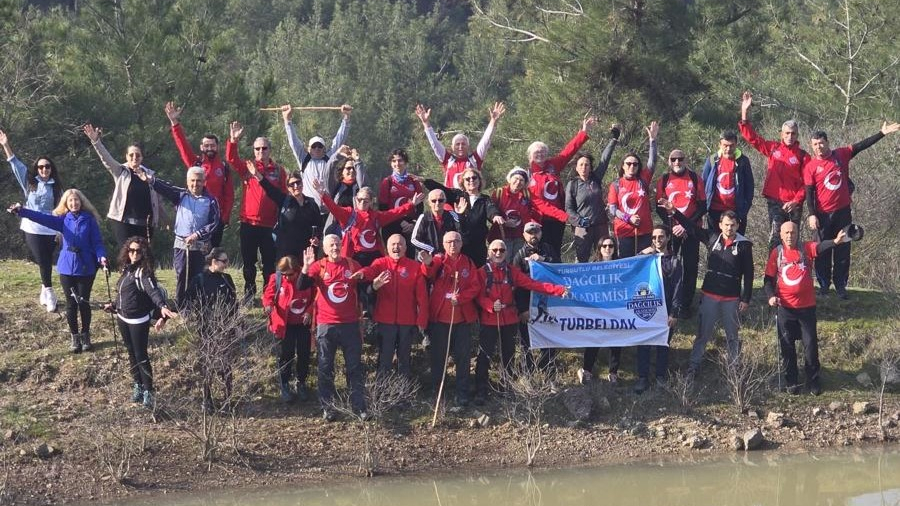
[262,272,315,338]
[225,141,287,227]
[321,193,414,258]
[378,175,423,212]
[423,253,480,324]
[529,130,589,223]
[478,262,565,325]
[171,123,235,223]
[488,186,535,241]
[739,120,809,205]
[358,256,429,327]
[301,257,362,325]
[608,168,654,237]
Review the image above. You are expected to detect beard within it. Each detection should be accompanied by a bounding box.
[204,149,217,159]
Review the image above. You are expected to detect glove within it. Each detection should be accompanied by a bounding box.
[577,216,590,228]
[609,126,621,140]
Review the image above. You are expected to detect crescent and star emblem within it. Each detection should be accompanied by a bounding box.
[543,180,559,200]
[359,229,377,249]
[717,173,735,195]
[327,282,349,304]
[824,171,842,191]
[780,264,805,287]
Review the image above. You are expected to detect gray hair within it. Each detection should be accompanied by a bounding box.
[781,120,799,131]
[187,166,205,179]
[527,141,548,159]
[451,133,469,146]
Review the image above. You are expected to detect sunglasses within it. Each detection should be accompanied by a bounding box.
[600,244,615,248]
[430,199,446,203]
[37,164,52,169]
[464,176,480,182]
[213,257,229,264]
[310,144,325,149]
[490,248,506,253]
[127,248,142,254]
[669,157,684,162]
[624,161,640,167]
[287,181,302,188]
[253,146,269,151]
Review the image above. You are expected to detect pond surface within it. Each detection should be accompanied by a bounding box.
[108,447,900,506]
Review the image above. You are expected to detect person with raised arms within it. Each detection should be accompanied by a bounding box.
[607,121,659,258]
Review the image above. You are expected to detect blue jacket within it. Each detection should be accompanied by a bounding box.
[701,151,754,220]
[8,155,57,235]
[17,208,107,276]
[151,177,220,251]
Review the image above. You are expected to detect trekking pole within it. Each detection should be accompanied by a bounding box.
[431,271,459,428]
[103,267,121,360]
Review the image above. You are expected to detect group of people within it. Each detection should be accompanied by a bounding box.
[4,92,898,416]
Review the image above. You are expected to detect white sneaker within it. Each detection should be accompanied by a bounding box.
[39,286,49,307]
[45,287,58,312]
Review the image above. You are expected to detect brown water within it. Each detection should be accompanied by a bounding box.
[108,448,900,506]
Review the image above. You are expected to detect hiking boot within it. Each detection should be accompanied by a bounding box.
[473,392,486,406]
[633,377,650,394]
[576,368,593,385]
[322,409,337,422]
[280,383,296,403]
[296,384,310,402]
[835,288,849,300]
[142,390,155,409]
[808,378,823,396]
[132,382,144,403]
[70,333,82,353]
[80,331,93,352]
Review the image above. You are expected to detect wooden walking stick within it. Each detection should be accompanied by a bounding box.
[431,271,459,428]
[259,106,344,112]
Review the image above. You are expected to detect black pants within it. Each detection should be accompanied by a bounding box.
[583,347,622,375]
[519,321,556,376]
[540,217,565,260]
[429,322,472,401]
[777,306,819,387]
[59,274,95,334]
[707,210,748,236]
[210,221,226,248]
[766,199,802,252]
[574,221,609,263]
[24,232,56,287]
[119,318,153,391]
[354,251,381,317]
[280,324,311,387]
[112,220,153,248]
[671,233,700,309]
[616,234,651,259]
[377,323,417,379]
[239,223,276,298]
[814,206,851,292]
[475,322,518,394]
[636,328,673,379]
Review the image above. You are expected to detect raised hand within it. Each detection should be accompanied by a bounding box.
[7,203,22,214]
[0,129,8,147]
[417,250,433,266]
[133,166,149,182]
[372,270,391,290]
[609,123,622,140]
[337,144,351,157]
[415,104,431,125]
[582,114,597,132]
[341,104,353,118]
[657,198,674,213]
[350,148,360,161]
[245,160,260,180]
[302,246,316,269]
[412,192,425,205]
[741,91,753,119]
[164,101,182,125]
[281,104,293,122]
[83,124,102,143]
[311,179,325,195]
[881,121,900,135]
[229,121,244,142]
[489,102,506,122]
[646,120,659,141]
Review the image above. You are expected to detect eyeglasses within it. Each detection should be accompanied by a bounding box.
[430,199,445,203]
[287,181,302,188]
[669,157,684,162]
[213,257,229,264]
[600,244,615,248]
[490,248,506,253]
[463,176,479,182]
[356,198,371,203]
[310,144,325,150]
[253,146,269,151]
[37,164,52,169]
[127,248,142,254]
[624,161,640,167]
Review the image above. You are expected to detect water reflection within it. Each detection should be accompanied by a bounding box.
[107,448,900,506]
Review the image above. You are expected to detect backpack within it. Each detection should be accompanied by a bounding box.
[660,170,699,195]
[484,262,513,295]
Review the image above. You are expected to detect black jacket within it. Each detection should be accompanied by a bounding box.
[673,210,753,302]
[115,265,169,319]
[260,177,323,258]
[512,241,559,312]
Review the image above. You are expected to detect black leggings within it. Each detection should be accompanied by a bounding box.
[119,318,153,391]
[59,274,96,334]
[280,324,312,386]
[24,232,56,287]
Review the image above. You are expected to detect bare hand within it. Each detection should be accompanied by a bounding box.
[782,201,798,213]
[881,121,900,135]
[133,166,149,182]
[667,316,677,328]
[768,296,779,307]
[372,270,391,290]
[302,246,316,269]
[154,318,167,332]
[415,104,431,125]
[229,121,244,142]
[527,253,542,261]
[630,215,641,226]
[281,104,292,122]
[412,192,425,206]
[807,215,819,230]
[100,257,108,269]
[739,301,749,313]
[672,224,687,238]
[582,114,597,132]
[646,120,659,141]
[741,91,753,119]
[417,250,433,266]
[454,198,468,214]
[245,160,260,179]
[160,307,177,320]
[835,228,848,244]
[340,104,353,118]
[350,148,360,161]
[349,270,365,280]
[311,179,325,195]
[83,124,102,143]
[164,101,182,125]
[490,102,506,121]
[337,144,351,157]
[7,203,22,214]
[449,291,459,306]
[493,299,503,312]
[184,233,197,246]
[492,215,505,226]
[0,129,9,147]
[657,198,674,213]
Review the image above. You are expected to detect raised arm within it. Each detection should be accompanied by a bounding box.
[415,104,447,163]
[0,130,13,161]
[474,102,506,159]
[594,124,620,180]
[84,124,125,177]
[326,104,352,157]
[850,121,899,158]
[165,101,201,168]
[225,121,248,179]
[1,131,30,195]
[646,121,659,175]
[11,206,65,231]
[282,105,309,169]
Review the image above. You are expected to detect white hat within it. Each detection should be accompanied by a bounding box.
[308,136,326,148]
[507,166,529,183]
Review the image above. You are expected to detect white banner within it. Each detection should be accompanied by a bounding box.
[527,255,669,348]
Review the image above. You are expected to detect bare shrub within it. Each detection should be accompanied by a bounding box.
[331,372,419,476]
[499,355,556,467]
[716,346,777,414]
[668,369,705,411]
[155,295,266,465]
